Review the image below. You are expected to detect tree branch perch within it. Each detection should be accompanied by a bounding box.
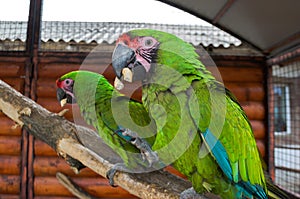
[0,79,212,199]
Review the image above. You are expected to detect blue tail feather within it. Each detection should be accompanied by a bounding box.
[202,129,233,181]
[202,129,267,199]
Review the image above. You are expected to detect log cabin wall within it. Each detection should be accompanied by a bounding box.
[0,55,26,199]
[0,48,267,198]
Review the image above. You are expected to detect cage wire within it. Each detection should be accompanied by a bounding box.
[39,21,241,52]
[271,61,300,195]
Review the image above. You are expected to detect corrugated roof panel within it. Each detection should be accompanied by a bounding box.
[0,21,241,47]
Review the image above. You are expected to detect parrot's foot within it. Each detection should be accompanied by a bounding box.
[132,136,159,167]
[202,181,213,192]
[180,188,205,199]
[106,163,128,187]
[115,128,159,167]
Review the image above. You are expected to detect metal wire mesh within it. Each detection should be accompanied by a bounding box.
[271,61,300,195]
[39,21,241,52]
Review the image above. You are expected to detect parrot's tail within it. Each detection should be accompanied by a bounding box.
[265,175,290,199]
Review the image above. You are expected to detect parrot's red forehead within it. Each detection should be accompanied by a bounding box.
[116,33,139,48]
[56,79,62,88]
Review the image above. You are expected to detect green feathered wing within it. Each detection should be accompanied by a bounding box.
[59,71,156,168]
[129,29,267,198]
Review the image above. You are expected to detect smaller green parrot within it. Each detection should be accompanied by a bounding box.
[56,70,160,185]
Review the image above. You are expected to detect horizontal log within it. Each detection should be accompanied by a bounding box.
[36,98,64,113]
[256,139,266,158]
[216,67,263,83]
[34,156,98,177]
[34,139,58,156]
[212,57,265,67]
[0,156,21,175]
[38,63,81,78]
[0,135,21,155]
[225,83,265,102]
[38,52,88,64]
[34,197,81,199]
[241,102,265,120]
[37,78,57,98]
[250,120,266,139]
[0,194,20,199]
[38,51,111,65]
[0,64,22,77]
[34,176,134,198]
[0,78,24,92]
[0,117,22,136]
[0,54,28,62]
[0,175,20,194]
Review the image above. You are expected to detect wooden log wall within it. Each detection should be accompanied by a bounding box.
[0,51,267,198]
[0,57,26,199]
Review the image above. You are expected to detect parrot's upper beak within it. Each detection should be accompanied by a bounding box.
[112,44,135,79]
[56,88,75,107]
[112,44,147,90]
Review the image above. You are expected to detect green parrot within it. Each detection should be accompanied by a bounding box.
[111,29,287,199]
[56,70,160,184]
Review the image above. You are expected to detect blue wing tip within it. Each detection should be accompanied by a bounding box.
[238,181,267,199]
[203,129,267,199]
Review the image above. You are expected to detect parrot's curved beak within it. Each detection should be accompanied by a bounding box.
[112,44,135,79]
[56,88,75,107]
[112,44,147,90]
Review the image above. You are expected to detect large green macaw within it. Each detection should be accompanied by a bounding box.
[56,70,160,184]
[111,29,286,199]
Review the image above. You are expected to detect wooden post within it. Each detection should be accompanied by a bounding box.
[23,0,43,198]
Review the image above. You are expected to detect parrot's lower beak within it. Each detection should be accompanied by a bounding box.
[56,88,75,106]
[56,88,68,107]
[122,68,133,82]
[60,98,67,107]
[113,68,134,90]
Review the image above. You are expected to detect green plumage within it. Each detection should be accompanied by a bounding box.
[58,71,156,168]
[127,29,267,198]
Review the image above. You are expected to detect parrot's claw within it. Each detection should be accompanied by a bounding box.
[106,163,128,187]
[180,187,204,199]
[132,137,159,167]
[117,128,160,167]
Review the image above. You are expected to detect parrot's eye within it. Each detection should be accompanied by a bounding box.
[65,79,72,86]
[145,39,153,47]
[142,37,157,48]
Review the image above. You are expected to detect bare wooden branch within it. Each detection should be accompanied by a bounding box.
[56,172,96,199]
[0,79,204,199]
